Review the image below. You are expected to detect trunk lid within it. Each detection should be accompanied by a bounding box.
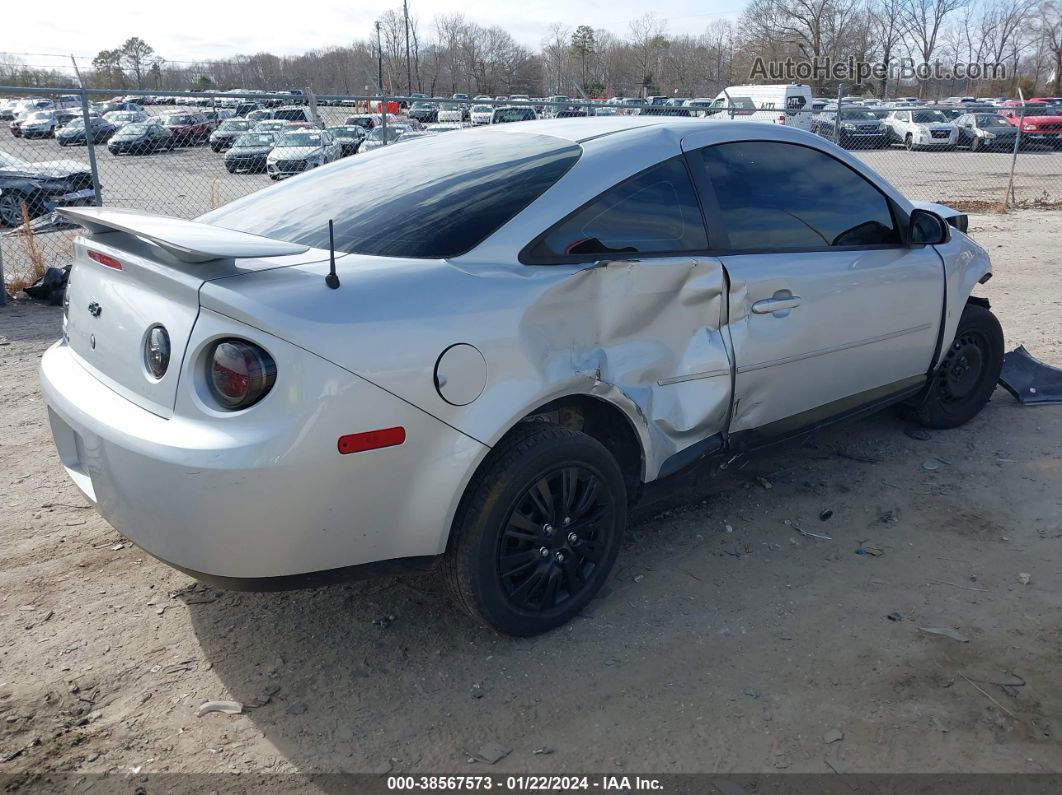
[65,235,208,418]
[59,207,316,418]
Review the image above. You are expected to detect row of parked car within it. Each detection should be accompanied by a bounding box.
[808,99,1062,151]
[214,113,458,178]
[3,86,1059,229]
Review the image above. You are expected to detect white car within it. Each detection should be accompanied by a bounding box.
[272,106,319,126]
[359,123,413,152]
[470,105,493,125]
[43,118,998,636]
[884,109,958,150]
[16,110,60,138]
[437,103,464,123]
[684,98,716,117]
[266,128,341,179]
[103,110,151,128]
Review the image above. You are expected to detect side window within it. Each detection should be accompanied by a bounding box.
[527,156,707,260]
[698,141,899,250]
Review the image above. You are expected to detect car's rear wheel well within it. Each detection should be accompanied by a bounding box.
[509,396,644,497]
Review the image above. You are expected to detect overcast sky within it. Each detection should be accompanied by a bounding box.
[9,0,742,68]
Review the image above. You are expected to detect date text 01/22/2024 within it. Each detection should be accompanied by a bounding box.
[385,775,664,790]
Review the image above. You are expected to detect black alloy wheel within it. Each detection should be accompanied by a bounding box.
[498,464,612,613]
[445,425,627,636]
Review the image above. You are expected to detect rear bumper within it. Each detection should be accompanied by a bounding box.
[40,320,488,581]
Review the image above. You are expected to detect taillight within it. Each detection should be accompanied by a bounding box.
[88,250,122,270]
[144,325,171,379]
[207,339,276,410]
[777,114,786,125]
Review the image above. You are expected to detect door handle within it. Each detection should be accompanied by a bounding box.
[752,295,802,315]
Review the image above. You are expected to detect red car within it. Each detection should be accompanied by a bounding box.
[159,112,216,146]
[998,101,1062,148]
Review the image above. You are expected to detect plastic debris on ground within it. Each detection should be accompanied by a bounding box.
[998,346,1062,405]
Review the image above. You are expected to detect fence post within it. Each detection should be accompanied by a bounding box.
[381,95,388,145]
[70,59,103,207]
[0,236,6,306]
[305,86,319,126]
[833,86,843,146]
[1002,89,1025,211]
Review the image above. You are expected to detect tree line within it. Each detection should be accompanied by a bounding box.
[2,1,1060,99]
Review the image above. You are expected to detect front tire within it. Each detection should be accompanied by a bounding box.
[444,425,627,636]
[903,303,1004,429]
[905,133,915,151]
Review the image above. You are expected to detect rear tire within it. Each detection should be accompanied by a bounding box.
[902,303,1003,429]
[905,133,915,151]
[443,425,627,636]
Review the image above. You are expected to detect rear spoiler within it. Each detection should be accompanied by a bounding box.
[58,206,309,263]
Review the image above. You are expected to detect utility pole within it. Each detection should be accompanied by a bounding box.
[403,0,412,95]
[375,21,383,95]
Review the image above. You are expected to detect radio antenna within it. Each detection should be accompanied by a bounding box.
[325,219,340,289]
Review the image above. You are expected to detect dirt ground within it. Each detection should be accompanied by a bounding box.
[0,210,1060,782]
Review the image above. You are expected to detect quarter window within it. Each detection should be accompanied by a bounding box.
[698,141,899,250]
[527,156,707,260]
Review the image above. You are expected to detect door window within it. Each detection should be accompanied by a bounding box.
[525,156,707,260]
[697,141,899,250]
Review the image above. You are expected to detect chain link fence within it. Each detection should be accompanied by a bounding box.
[2,85,1060,297]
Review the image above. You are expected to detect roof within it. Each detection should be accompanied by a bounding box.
[480,115,732,144]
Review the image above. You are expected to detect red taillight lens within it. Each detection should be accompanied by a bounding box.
[207,340,276,410]
[337,427,406,455]
[88,250,123,270]
[777,114,786,125]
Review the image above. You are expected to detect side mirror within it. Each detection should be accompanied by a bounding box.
[910,209,950,245]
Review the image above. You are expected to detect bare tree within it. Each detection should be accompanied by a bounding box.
[902,0,969,96]
[1040,0,1062,93]
[628,13,668,96]
[868,0,908,97]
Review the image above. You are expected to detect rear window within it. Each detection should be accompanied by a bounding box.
[201,132,581,259]
[274,109,307,121]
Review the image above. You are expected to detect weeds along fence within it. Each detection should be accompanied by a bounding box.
[1,84,1061,295]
